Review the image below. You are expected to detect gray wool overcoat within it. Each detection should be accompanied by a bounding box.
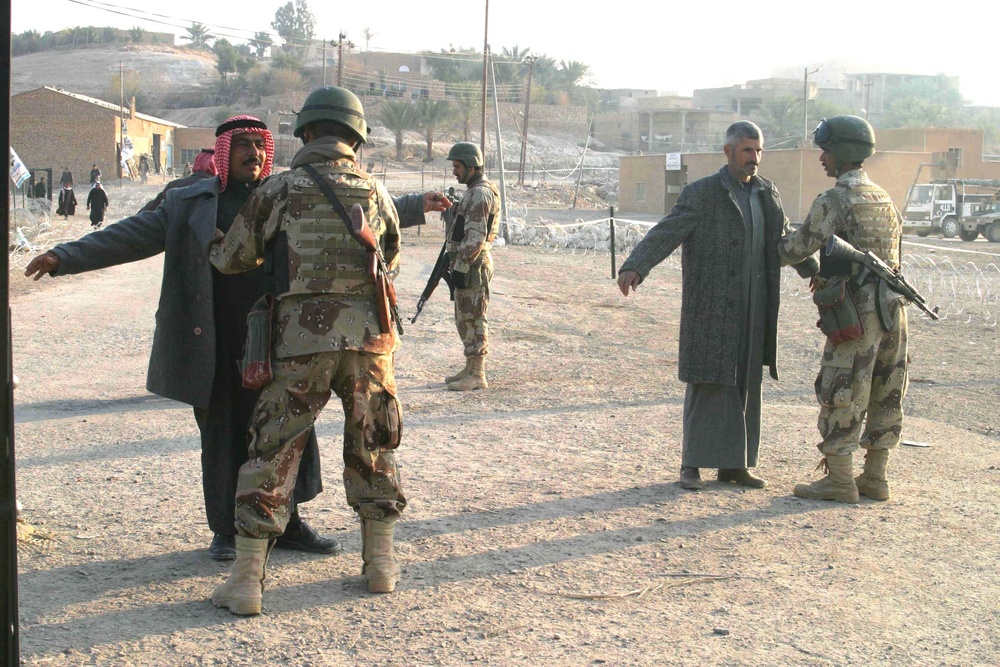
[620,167,796,386]
[51,176,427,409]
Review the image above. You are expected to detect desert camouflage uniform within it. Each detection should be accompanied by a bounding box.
[211,136,405,538]
[446,173,500,358]
[778,168,908,456]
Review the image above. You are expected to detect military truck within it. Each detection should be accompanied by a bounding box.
[902,178,1000,241]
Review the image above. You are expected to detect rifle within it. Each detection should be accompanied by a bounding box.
[410,240,453,324]
[825,235,940,323]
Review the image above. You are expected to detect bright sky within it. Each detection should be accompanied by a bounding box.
[11,0,999,107]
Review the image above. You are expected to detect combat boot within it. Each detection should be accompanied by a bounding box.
[444,358,472,383]
[447,356,487,391]
[855,449,890,501]
[211,536,272,615]
[361,516,400,594]
[793,454,859,503]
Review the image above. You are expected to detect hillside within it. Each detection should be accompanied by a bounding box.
[11,44,219,103]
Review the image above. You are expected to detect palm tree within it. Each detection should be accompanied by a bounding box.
[414,99,456,161]
[183,22,213,50]
[363,27,376,51]
[377,100,419,161]
[749,96,803,147]
[128,26,145,44]
[250,31,273,58]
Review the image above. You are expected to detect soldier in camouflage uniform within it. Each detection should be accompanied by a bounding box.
[443,142,501,391]
[778,115,909,503]
[209,87,406,615]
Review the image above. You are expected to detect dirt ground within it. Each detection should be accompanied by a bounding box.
[7,183,1000,666]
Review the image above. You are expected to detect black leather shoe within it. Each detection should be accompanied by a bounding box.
[275,518,343,555]
[208,533,236,561]
[679,466,704,490]
[718,468,768,488]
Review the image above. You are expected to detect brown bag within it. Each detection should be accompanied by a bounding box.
[812,277,864,344]
[240,293,275,390]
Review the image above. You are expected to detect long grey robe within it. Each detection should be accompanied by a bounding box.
[682,170,767,469]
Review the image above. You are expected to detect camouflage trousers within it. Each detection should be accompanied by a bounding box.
[815,304,909,456]
[234,350,405,538]
[454,252,493,358]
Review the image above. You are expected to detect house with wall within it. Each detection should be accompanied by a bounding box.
[11,86,184,184]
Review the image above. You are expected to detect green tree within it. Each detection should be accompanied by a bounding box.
[183,22,213,50]
[882,76,965,128]
[425,47,481,88]
[271,0,316,55]
[414,99,456,161]
[250,31,273,58]
[213,38,239,92]
[271,50,304,72]
[749,96,803,146]
[107,70,150,114]
[128,26,145,44]
[102,26,119,44]
[377,100,420,160]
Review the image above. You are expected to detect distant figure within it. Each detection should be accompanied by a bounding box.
[86,181,109,229]
[139,156,150,183]
[60,168,74,188]
[56,184,77,219]
[90,164,101,184]
[34,176,48,199]
[183,162,192,177]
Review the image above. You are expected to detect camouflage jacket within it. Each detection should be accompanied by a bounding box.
[211,137,402,357]
[778,169,903,312]
[446,173,500,273]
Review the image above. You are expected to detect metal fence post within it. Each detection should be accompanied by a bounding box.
[609,206,617,279]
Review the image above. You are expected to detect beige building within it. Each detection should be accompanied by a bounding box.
[594,95,737,153]
[11,86,184,183]
[618,128,1000,222]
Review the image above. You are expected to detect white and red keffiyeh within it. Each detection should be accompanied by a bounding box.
[214,115,273,192]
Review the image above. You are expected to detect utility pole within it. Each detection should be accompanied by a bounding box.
[803,65,821,142]
[120,61,126,179]
[322,39,328,86]
[518,56,536,186]
[480,0,489,152]
[335,32,351,87]
[1,0,21,661]
[863,76,873,120]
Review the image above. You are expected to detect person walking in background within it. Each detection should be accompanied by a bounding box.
[89,164,101,184]
[86,181,109,229]
[56,183,77,220]
[617,121,817,492]
[778,116,909,504]
[60,167,73,188]
[34,176,48,200]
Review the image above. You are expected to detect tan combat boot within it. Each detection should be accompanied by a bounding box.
[855,449,890,501]
[444,358,472,383]
[793,454,859,503]
[447,356,487,391]
[211,536,272,615]
[361,516,400,593]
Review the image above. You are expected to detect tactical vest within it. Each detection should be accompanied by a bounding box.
[821,183,901,278]
[449,178,501,246]
[282,164,384,299]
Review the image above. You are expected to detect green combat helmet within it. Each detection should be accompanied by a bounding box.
[294,86,368,143]
[813,115,875,163]
[447,142,484,168]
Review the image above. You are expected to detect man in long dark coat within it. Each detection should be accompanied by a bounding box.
[617,121,817,491]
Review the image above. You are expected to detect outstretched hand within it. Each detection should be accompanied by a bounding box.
[617,270,641,296]
[24,251,61,281]
[423,192,452,213]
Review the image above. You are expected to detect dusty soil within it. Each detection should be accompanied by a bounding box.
[8,182,1000,666]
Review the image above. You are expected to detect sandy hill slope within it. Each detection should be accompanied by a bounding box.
[12,44,219,102]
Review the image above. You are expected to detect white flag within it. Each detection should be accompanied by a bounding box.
[9,147,30,188]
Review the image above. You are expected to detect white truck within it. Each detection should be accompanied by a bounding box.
[902,178,1000,241]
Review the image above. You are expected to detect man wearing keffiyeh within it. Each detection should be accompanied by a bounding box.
[23,116,337,561]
